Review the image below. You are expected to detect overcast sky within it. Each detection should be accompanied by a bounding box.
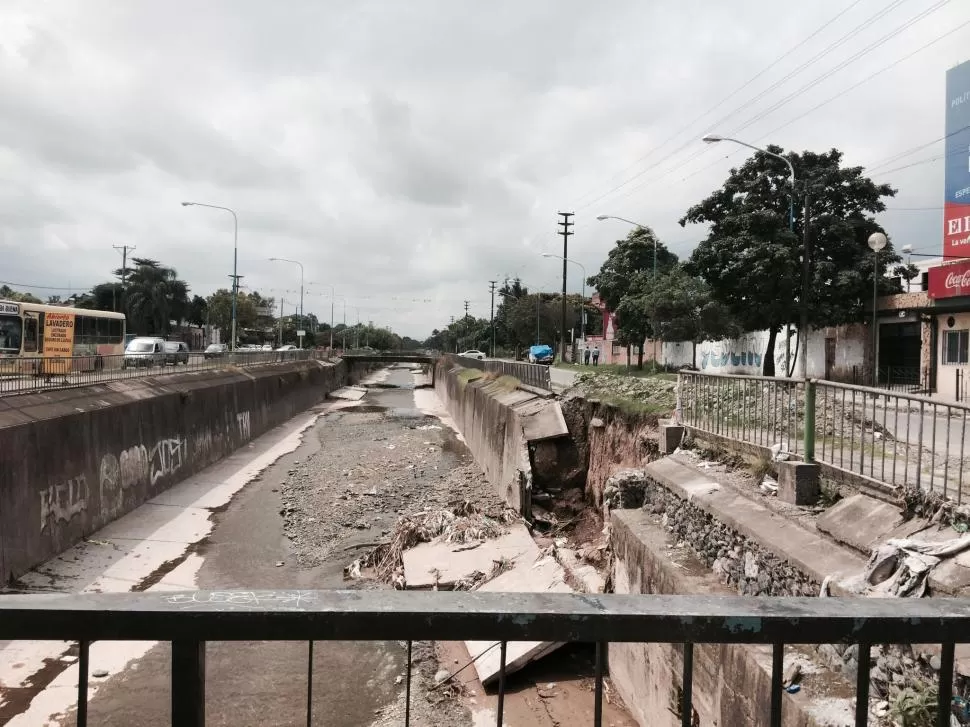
[1,0,966,337]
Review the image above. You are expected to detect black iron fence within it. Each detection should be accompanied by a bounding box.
[0,350,332,397]
[0,590,967,727]
[678,371,970,499]
[446,354,552,391]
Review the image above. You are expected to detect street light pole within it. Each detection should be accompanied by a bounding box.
[182,202,239,351]
[269,258,304,348]
[542,253,587,345]
[868,232,888,387]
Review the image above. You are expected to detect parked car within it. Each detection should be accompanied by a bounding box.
[459,349,486,360]
[528,344,554,365]
[123,337,166,368]
[163,341,190,365]
[276,344,298,352]
[261,343,273,351]
[204,343,227,360]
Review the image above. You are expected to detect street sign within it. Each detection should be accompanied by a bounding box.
[296,330,306,337]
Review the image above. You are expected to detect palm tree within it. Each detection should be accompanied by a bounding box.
[123,258,190,335]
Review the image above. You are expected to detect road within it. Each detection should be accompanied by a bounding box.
[550,366,577,392]
[0,365,632,727]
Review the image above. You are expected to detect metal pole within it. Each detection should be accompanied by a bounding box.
[536,293,540,345]
[872,248,879,387]
[330,286,334,350]
[299,266,304,349]
[489,281,496,358]
[799,192,811,380]
[231,212,238,352]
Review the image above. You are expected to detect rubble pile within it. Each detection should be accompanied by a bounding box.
[572,370,677,413]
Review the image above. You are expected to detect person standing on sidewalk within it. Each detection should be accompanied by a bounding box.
[592,346,600,366]
[583,347,591,365]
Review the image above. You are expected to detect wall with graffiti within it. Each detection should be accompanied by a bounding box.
[0,360,346,582]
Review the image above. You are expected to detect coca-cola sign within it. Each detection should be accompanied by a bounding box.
[928,261,970,299]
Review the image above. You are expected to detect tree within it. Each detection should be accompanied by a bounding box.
[123,258,190,336]
[637,265,740,366]
[681,146,911,376]
[587,225,679,368]
[207,289,257,341]
[187,296,208,328]
[0,285,42,303]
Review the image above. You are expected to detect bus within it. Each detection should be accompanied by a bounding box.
[0,300,127,374]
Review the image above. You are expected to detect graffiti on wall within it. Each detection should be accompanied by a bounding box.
[700,350,762,370]
[237,411,251,440]
[97,436,186,522]
[39,475,88,530]
[698,330,797,375]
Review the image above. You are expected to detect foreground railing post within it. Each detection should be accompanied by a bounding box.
[172,640,205,727]
[803,379,816,463]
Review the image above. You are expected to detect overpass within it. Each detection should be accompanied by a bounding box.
[340,351,437,365]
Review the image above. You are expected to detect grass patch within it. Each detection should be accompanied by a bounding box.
[456,368,485,386]
[492,375,520,392]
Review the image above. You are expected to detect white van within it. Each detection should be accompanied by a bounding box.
[123,337,165,368]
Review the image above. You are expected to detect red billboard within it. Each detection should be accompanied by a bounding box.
[928,260,970,299]
[944,61,970,258]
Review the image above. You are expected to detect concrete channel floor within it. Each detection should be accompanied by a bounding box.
[0,365,634,727]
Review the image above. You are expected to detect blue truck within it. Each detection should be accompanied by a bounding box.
[528,344,554,365]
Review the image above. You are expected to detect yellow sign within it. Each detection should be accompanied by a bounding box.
[43,312,75,375]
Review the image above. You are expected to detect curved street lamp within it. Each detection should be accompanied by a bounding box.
[182,202,239,351]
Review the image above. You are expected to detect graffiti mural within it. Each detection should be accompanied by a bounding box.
[40,475,88,530]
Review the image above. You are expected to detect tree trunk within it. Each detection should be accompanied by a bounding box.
[763,327,778,377]
[637,344,644,370]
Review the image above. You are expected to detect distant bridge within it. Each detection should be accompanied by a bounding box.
[340,352,437,365]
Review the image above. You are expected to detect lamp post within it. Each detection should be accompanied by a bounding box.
[868,232,888,387]
[700,134,807,379]
[182,202,239,351]
[269,258,304,348]
[542,253,587,345]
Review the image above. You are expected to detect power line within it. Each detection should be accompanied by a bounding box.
[866,122,970,173]
[567,0,870,209]
[572,0,916,213]
[0,279,99,292]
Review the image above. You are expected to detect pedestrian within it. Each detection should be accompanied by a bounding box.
[592,346,600,366]
[583,347,591,365]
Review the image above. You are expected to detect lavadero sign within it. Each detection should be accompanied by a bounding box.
[944,59,970,257]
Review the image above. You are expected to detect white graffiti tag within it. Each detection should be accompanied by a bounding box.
[119,444,150,490]
[236,411,251,440]
[39,475,88,530]
[150,438,185,484]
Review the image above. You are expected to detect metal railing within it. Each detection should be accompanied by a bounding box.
[0,590,967,727]
[446,354,552,391]
[0,350,332,397]
[679,371,970,499]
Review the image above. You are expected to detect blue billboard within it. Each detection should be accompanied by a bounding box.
[944,60,970,259]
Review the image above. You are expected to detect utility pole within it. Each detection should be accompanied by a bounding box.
[112,244,135,314]
[229,274,244,349]
[799,193,811,381]
[557,212,573,363]
[488,281,497,358]
[450,315,457,353]
[464,300,470,317]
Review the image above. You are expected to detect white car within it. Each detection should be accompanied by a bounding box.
[276,344,298,351]
[459,349,486,360]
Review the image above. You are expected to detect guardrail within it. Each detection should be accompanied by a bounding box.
[679,372,970,500]
[0,590,965,727]
[446,354,552,390]
[0,350,332,397]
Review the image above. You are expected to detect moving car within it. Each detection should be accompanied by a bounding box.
[163,341,190,365]
[123,337,165,368]
[276,344,298,352]
[459,349,486,360]
[528,344,554,365]
[204,343,227,360]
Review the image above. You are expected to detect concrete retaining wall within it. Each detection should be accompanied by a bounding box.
[0,360,346,583]
[433,363,570,513]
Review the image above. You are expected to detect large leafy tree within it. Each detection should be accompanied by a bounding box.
[587,225,678,367]
[680,147,913,376]
[0,285,42,303]
[636,265,740,366]
[206,289,257,340]
[123,258,190,336]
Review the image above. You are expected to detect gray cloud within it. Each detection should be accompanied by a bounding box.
[0,0,964,335]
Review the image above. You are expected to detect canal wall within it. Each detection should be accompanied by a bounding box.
[433,362,570,513]
[0,359,346,583]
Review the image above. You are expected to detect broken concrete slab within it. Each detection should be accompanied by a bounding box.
[328,386,367,401]
[402,523,539,589]
[517,399,569,442]
[466,555,572,686]
[817,494,904,555]
[555,547,606,594]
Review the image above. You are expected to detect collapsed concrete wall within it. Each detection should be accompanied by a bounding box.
[0,360,346,583]
[433,362,568,513]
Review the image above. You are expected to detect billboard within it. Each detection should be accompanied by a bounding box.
[42,311,75,375]
[944,60,970,258]
[928,259,970,299]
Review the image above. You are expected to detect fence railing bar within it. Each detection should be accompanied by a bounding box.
[938,641,955,727]
[405,639,413,727]
[769,642,784,727]
[77,639,89,727]
[854,642,871,727]
[931,404,938,494]
[960,411,967,506]
[172,639,205,727]
[681,642,694,727]
[306,640,313,727]
[496,641,508,727]
[593,641,605,727]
